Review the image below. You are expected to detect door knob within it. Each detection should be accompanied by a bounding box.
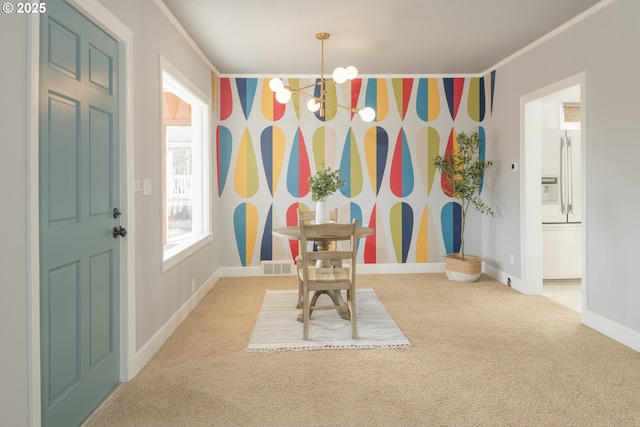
[113,226,127,238]
[113,207,122,218]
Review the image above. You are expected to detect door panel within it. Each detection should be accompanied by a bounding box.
[48,18,80,79]
[47,262,80,402]
[90,251,113,365]
[89,107,113,215]
[40,1,121,426]
[47,93,79,223]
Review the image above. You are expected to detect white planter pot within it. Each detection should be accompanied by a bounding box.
[444,253,483,282]
[315,200,330,223]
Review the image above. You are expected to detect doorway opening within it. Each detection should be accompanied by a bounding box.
[521,72,585,314]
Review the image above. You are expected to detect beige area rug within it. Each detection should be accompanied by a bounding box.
[246,289,411,351]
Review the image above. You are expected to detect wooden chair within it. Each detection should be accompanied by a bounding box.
[295,208,338,308]
[298,219,358,340]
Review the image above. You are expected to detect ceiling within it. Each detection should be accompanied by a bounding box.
[160,0,602,76]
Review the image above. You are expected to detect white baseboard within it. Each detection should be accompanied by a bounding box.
[220,262,446,277]
[223,262,510,281]
[218,266,263,277]
[131,271,220,377]
[357,262,445,274]
[482,263,522,291]
[582,310,640,352]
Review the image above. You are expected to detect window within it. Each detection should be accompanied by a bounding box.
[561,101,581,130]
[161,59,211,270]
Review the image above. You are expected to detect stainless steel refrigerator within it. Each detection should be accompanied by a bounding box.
[542,125,581,280]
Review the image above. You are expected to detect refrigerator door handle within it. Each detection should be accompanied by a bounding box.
[567,135,573,215]
[560,136,566,214]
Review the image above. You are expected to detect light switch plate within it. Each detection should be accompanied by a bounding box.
[143,178,151,195]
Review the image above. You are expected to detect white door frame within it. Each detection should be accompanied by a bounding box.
[520,72,586,308]
[27,1,136,425]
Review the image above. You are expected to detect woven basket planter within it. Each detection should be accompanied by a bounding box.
[445,253,483,282]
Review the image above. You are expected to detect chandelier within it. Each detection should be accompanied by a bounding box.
[268,33,376,122]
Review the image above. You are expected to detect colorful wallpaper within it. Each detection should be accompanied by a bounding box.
[217,73,496,267]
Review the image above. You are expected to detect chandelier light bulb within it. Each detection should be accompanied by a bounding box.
[269,77,284,92]
[307,98,321,112]
[359,107,376,122]
[346,66,358,80]
[275,88,291,104]
[332,67,348,84]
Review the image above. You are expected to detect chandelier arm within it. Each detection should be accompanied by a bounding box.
[289,90,320,100]
[320,97,360,114]
[322,79,338,93]
[289,89,358,114]
[279,81,341,102]
[284,81,324,92]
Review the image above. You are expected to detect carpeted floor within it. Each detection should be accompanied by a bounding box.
[85,274,640,427]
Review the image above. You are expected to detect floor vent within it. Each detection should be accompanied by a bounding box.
[261,260,294,276]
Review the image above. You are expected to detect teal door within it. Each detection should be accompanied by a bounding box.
[39,1,121,426]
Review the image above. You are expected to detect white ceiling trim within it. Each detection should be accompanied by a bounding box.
[153,0,218,73]
[484,0,616,76]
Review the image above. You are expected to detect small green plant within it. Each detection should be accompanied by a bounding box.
[433,131,494,260]
[308,165,346,202]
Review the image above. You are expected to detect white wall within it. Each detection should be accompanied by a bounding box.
[0,11,30,427]
[94,0,219,350]
[485,0,640,338]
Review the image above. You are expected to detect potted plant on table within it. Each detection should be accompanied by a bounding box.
[433,131,494,282]
[308,165,346,223]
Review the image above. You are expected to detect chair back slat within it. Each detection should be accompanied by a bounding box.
[304,250,353,261]
[301,223,356,241]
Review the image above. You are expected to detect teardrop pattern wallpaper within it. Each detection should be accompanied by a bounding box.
[217,72,496,267]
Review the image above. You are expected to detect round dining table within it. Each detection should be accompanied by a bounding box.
[272,224,374,321]
[272,225,374,247]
